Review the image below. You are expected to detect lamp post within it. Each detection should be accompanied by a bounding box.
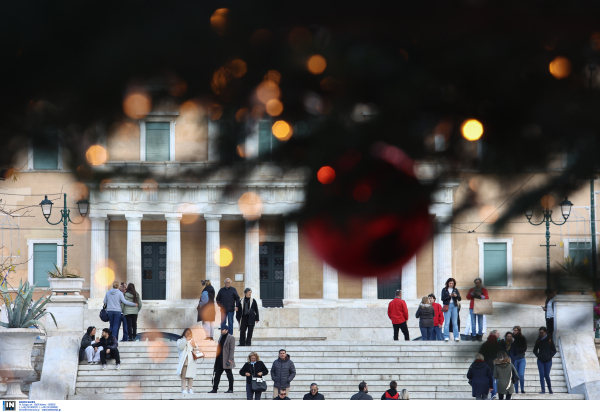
[525,198,573,289]
[39,194,89,268]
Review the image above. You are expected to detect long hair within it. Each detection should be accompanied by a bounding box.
[445,278,457,288]
[247,352,260,362]
[400,389,409,400]
[180,328,193,339]
[86,326,95,336]
[513,326,522,336]
[204,279,211,286]
[126,283,138,303]
[494,351,511,364]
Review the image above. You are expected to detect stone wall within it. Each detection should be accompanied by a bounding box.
[108,220,128,283]
[0,341,46,395]
[220,220,245,292]
[299,230,323,299]
[181,219,207,299]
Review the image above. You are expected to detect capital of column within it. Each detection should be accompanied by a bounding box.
[204,214,222,221]
[165,213,183,221]
[89,213,108,221]
[125,213,143,221]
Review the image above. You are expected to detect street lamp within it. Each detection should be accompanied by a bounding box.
[39,193,88,268]
[525,197,573,288]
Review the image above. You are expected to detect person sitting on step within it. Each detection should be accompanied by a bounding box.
[91,328,121,371]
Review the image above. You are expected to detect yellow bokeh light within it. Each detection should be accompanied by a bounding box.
[461,119,484,141]
[307,55,327,75]
[238,192,263,218]
[266,99,284,116]
[94,267,115,287]
[214,248,233,267]
[549,56,571,79]
[123,91,151,119]
[272,120,293,141]
[86,145,108,166]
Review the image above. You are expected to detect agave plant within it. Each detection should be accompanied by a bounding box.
[0,279,57,333]
[46,263,81,278]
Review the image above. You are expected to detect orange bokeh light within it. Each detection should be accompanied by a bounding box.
[210,8,229,35]
[147,340,168,364]
[238,192,263,218]
[86,145,108,166]
[266,99,284,116]
[211,67,229,94]
[272,120,293,141]
[228,59,247,78]
[142,179,158,193]
[317,166,336,184]
[256,80,281,104]
[549,56,571,79]
[353,184,372,202]
[479,205,498,223]
[307,55,327,75]
[264,70,281,84]
[541,195,555,210]
[214,248,233,267]
[69,182,89,202]
[123,91,151,119]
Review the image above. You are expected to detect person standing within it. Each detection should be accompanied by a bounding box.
[122,283,141,341]
[533,326,556,394]
[501,331,518,363]
[91,328,121,371]
[493,351,518,400]
[350,381,373,400]
[303,383,325,400]
[512,326,527,394]
[197,280,216,341]
[236,288,260,346]
[416,296,435,341]
[467,353,493,400]
[239,351,269,400]
[466,278,489,342]
[441,278,462,342]
[117,283,129,342]
[103,282,137,339]
[387,290,409,341]
[428,294,444,341]
[176,328,200,394]
[216,278,240,335]
[543,289,556,340]
[271,349,296,399]
[208,328,236,393]
[479,330,502,399]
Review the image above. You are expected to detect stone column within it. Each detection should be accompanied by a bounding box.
[362,276,378,299]
[433,220,452,299]
[284,220,300,300]
[244,216,260,299]
[89,214,108,299]
[322,262,339,300]
[402,255,418,301]
[125,213,143,296]
[205,214,222,288]
[165,213,182,301]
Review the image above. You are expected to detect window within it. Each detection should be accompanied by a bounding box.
[29,143,62,170]
[564,239,592,276]
[140,117,176,161]
[27,239,62,287]
[478,238,513,287]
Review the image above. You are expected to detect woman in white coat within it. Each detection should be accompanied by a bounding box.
[177,328,200,394]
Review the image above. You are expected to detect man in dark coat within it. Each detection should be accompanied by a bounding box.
[273,388,291,400]
[271,349,296,399]
[467,354,494,400]
[479,330,501,399]
[303,383,325,400]
[208,328,236,393]
[350,381,373,400]
[236,287,259,346]
[215,278,240,335]
[91,328,121,371]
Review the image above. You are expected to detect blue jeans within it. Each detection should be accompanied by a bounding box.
[469,308,483,336]
[221,311,234,335]
[443,302,459,340]
[118,313,129,341]
[420,326,435,341]
[107,311,121,338]
[435,326,443,341]
[537,359,552,392]
[490,378,498,399]
[246,383,262,400]
[513,358,526,392]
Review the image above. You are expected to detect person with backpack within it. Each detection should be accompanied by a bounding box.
[197,279,216,341]
[381,381,400,400]
[533,326,557,394]
[239,352,269,400]
[467,353,493,400]
[122,283,142,341]
[493,351,519,400]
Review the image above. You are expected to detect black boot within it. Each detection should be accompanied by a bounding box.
[208,389,217,393]
[477,335,483,342]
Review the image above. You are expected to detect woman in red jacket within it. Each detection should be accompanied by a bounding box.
[428,294,444,341]
[466,278,489,342]
[387,290,409,341]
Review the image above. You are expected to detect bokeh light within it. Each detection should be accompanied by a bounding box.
[549,56,571,79]
[86,145,108,166]
[177,203,200,225]
[264,70,281,84]
[123,91,151,119]
[307,55,327,75]
[479,205,498,223]
[210,8,228,35]
[142,179,158,193]
[256,80,281,104]
[211,67,229,94]
[228,59,247,78]
[95,267,115,287]
[272,120,293,141]
[147,340,169,364]
[461,119,484,141]
[541,195,555,209]
[238,192,263,218]
[266,99,284,116]
[317,166,336,184]
[169,79,187,97]
[70,181,89,202]
[214,247,233,267]
[353,184,372,202]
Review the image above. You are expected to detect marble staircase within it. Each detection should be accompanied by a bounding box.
[68,340,583,400]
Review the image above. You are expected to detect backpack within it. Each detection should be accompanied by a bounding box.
[385,390,399,400]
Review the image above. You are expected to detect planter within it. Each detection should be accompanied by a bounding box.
[555,276,592,294]
[0,328,42,399]
[47,277,84,296]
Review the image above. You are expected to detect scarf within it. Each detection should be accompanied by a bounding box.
[243,296,254,315]
[473,285,483,296]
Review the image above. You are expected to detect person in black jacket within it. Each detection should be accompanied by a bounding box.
[197,280,216,341]
[350,381,373,400]
[467,353,493,400]
[92,328,120,371]
[79,326,100,363]
[303,383,325,400]
[479,330,501,399]
[216,278,240,335]
[512,326,527,393]
[274,388,290,400]
[501,331,518,363]
[236,288,259,346]
[533,326,557,394]
[441,277,462,341]
[239,352,269,400]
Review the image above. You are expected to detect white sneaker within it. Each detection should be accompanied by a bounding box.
[188,389,194,394]
[182,390,187,394]
[454,339,460,342]
[102,365,107,370]
[88,361,92,364]
[444,338,449,341]
[116,364,121,370]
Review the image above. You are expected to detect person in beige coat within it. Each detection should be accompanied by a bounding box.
[177,328,200,394]
[208,328,236,393]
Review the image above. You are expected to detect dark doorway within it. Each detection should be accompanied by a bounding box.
[377,271,402,299]
[259,242,284,299]
[141,242,167,300]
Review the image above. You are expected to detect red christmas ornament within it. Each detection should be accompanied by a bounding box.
[302,143,433,279]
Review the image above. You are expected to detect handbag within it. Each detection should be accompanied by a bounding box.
[99,304,109,322]
[192,348,204,361]
[510,366,519,385]
[442,304,449,312]
[251,377,268,392]
[473,298,493,315]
